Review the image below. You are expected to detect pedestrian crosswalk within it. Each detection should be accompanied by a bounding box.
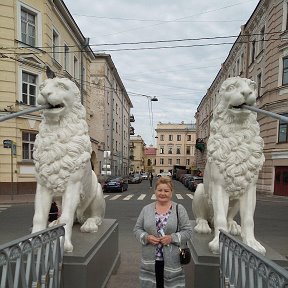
[104,193,193,201]
[0,204,11,213]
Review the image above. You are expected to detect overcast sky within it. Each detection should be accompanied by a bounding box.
[64,0,259,146]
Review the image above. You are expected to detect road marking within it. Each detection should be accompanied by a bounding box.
[123,194,134,200]
[110,195,122,200]
[187,194,194,199]
[138,194,146,200]
[0,205,11,213]
[176,194,183,199]
[151,195,156,200]
[104,195,109,199]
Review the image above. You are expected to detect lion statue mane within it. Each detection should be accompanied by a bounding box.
[32,77,106,252]
[192,76,266,255]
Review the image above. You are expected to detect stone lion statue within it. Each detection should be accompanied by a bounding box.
[192,76,266,255]
[32,77,106,252]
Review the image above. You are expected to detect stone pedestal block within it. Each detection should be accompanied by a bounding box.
[62,219,120,288]
[185,221,288,288]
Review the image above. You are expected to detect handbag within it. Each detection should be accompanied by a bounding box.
[176,204,191,265]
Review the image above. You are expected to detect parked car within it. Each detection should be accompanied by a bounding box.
[187,176,203,192]
[128,174,142,184]
[141,172,149,180]
[157,172,172,178]
[103,176,128,192]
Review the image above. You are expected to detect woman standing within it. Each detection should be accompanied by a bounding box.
[133,177,192,288]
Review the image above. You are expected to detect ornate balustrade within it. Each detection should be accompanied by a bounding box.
[0,225,65,288]
[219,230,288,288]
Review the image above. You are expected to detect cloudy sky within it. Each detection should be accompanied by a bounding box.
[64,0,259,146]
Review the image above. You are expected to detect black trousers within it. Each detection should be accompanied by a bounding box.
[155,260,164,288]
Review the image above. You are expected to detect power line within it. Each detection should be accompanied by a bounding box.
[1,31,281,51]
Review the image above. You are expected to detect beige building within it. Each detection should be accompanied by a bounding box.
[154,122,197,175]
[129,135,145,173]
[195,0,288,197]
[90,54,133,176]
[0,0,131,194]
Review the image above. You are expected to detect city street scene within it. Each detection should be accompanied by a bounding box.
[0,0,288,287]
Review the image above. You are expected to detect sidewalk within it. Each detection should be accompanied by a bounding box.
[0,194,35,204]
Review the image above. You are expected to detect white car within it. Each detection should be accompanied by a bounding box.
[141,172,149,180]
[157,172,171,178]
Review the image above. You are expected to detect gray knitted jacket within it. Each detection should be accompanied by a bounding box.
[133,202,193,288]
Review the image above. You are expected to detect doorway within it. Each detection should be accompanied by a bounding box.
[274,166,288,196]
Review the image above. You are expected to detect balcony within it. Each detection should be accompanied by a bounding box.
[130,115,135,122]
[130,126,135,135]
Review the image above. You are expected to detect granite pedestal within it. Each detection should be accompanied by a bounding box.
[62,219,120,288]
[185,220,288,288]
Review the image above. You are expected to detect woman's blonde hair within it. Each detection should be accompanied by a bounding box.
[155,176,173,191]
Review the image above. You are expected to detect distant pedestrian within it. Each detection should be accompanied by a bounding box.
[148,172,154,188]
[48,201,59,223]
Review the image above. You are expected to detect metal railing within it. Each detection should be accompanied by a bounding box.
[219,230,288,288]
[0,225,65,288]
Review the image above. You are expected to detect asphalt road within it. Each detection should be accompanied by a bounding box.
[0,179,288,288]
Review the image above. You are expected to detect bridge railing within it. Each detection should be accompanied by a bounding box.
[0,224,65,288]
[219,230,288,288]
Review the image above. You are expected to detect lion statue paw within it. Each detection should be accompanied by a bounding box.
[194,219,212,234]
[243,238,266,255]
[228,220,241,236]
[80,217,102,233]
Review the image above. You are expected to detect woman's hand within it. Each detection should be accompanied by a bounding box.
[147,235,160,245]
[160,235,172,246]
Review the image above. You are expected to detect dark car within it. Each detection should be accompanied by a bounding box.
[187,176,203,192]
[128,174,142,184]
[103,176,128,192]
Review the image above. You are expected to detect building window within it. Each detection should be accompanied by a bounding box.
[52,29,59,62]
[283,57,288,85]
[169,135,173,141]
[257,73,262,97]
[177,135,181,141]
[176,146,181,154]
[187,135,191,141]
[168,147,172,154]
[240,53,244,73]
[160,147,164,154]
[176,159,180,165]
[278,113,288,143]
[22,71,37,105]
[22,131,37,160]
[160,158,164,165]
[259,26,265,52]
[251,40,256,63]
[186,146,191,155]
[64,44,69,71]
[168,159,172,165]
[21,9,36,46]
[160,135,164,141]
[186,159,190,166]
[74,56,79,80]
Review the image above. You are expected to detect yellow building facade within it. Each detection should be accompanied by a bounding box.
[154,122,197,175]
[0,0,94,195]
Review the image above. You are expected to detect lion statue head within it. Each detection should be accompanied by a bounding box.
[33,78,91,193]
[207,77,265,198]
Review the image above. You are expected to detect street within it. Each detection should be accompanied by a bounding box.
[0,179,288,287]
